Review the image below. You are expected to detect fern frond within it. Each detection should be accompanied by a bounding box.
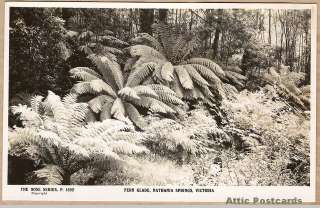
[170,75,185,99]
[26,165,64,185]
[123,102,145,130]
[184,65,209,87]
[189,64,222,84]
[150,99,176,114]
[160,62,174,82]
[70,67,102,81]
[118,87,140,100]
[90,79,117,97]
[70,67,102,80]
[188,58,225,79]
[174,66,193,89]
[124,57,139,72]
[131,33,164,52]
[129,45,166,61]
[152,23,174,58]
[62,93,78,106]
[148,84,178,97]
[102,46,124,55]
[30,95,44,113]
[132,85,158,98]
[87,54,119,90]
[111,98,126,121]
[72,82,95,95]
[100,35,129,47]
[109,140,149,155]
[125,62,156,87]
[99,56,124,89]
[88,95,114,113]
[100,101,114,120]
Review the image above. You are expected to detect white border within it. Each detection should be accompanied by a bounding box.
[2,2,317,203]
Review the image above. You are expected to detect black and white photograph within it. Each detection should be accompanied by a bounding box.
[2,2,317,203]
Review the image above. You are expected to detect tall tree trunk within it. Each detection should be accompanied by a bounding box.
[212,9,223,60]
[159,9,168,24]
[189,10,193,31]
[139,9,154,34]
[268,9,272,44]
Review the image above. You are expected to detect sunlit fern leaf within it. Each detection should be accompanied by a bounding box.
[71,82,96,95]
[174,66,193,90]
[30,95,44,114]
[130,33,164,53]
[69,103,91,127]
[170,76,185,99]
[90,79,117,97]
[130,96,154,109]
[129,45,166,61]
[70,70,100,82]
[149,99,176,114]
[189,64,222,85]
[111,98,126,121]
[79,119,128,139]
[70,67,102,80]
[26,165,64,185]
[99,56,124,90]
[184,65,209,87]
[109,140,149,155]
[153,90,185,106]
[62,93,78,106]
[160,62,174,82]
[187,58,225,80]
[11,105,41,128]
[132,85,158,98]
[125,62,156,87]
[87,54,118,90]
[148,84,178,97]
[123,102,145,130]
[88,95,114,113]
[100,101,114,121]
[118,87,140,100]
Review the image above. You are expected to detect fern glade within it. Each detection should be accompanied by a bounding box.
[70,54,184,129]
[9,92,148,185]
[128,23,228,102]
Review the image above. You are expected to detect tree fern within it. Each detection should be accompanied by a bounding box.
[70,56,184,129]
[128,23,238,102]
[9,92,148,185]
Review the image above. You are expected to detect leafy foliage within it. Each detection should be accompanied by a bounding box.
[128,23,245,104]
[70,54,184,129]
[9,91,148,185]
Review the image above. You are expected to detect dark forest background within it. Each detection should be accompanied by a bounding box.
[9,7,311,99]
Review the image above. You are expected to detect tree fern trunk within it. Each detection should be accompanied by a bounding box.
[62,173,71,185]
